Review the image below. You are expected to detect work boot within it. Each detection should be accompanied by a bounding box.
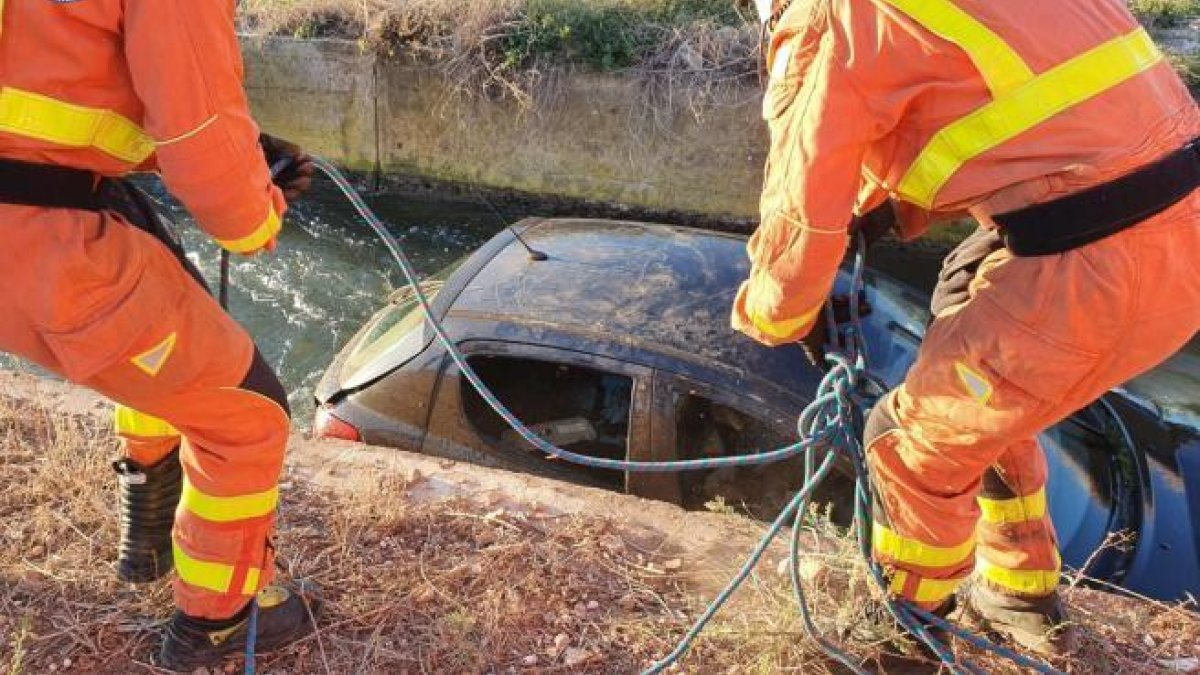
[112,448,182,583]
[156,581,322,672]
[961,583,1078,657]
[848,594,957,670]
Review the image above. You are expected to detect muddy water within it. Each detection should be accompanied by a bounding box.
[5,175,1197,431]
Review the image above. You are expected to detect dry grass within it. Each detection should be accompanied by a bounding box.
[238,0,760,113]
[2,393,1200,674]
[238,0,1200,109]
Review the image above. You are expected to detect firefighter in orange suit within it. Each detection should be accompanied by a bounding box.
[735,0,1199,657]
[0,0,321,669]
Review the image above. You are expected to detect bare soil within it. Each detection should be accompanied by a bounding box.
[1,374,1199,674]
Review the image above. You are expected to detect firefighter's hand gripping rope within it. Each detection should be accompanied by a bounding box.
[233,158,1065,675]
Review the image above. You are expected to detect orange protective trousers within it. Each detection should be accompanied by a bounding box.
[731,0,1200,608]
[0,197,289,620]
[0,0,292,619]
[865,197,1200,607]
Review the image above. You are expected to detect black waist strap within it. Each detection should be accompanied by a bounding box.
[995,138,1200,256]
[0,157,104,211]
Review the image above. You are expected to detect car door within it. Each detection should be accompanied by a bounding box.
[423,340,653,491]
[645,370,857,522]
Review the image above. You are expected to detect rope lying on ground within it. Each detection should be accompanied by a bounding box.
[234,158,1066,675]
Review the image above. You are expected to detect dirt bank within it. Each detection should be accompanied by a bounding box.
[2,371,1198,673]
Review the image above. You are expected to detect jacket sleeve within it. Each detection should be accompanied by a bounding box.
[732,0,881,346]
[123,0,285,253]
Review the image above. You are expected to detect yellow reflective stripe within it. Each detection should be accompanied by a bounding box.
[874,524,975,567]
[881,0,1033,96]
[913,576,963,603]
[899,29,1162,208]
[888,569,964,603]
[978,487,1047,524]
[0,88,154,163]
[242,566,262,596]
[978,556,1061,596]
[174,545,261,595]
[215,205,282,254]
[180,480,279,524]
[750,302,822,340]
[113,405,179,439]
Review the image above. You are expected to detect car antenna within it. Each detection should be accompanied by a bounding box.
[469,183,548,261]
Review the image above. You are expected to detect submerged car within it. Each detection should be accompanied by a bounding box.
[314,218,1200,602]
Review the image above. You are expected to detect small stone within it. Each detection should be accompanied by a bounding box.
[62,658,72,668]
[1159,658,1200,673]
[1144,634,1157,648]
[586,600,600,611]
[521,655,538,667]
[553,633,570,654]
[562,648,590,667]
[663,558,683,571]
[28,545,45,558]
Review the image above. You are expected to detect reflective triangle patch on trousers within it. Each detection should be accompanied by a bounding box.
[132,332,177,377]
[955,361,993,405]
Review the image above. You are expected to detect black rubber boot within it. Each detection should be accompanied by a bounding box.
[156,581,322,672]
[112,447,182,583]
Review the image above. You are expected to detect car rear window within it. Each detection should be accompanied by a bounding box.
[341,258,464,380]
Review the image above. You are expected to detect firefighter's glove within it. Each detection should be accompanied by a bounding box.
[799,326,828,371]
[930,226,1004,317]
[260,134,315,201]
[849,201,898,250]
[800,293,872,371]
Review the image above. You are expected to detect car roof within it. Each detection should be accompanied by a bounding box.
[443,218,820,400]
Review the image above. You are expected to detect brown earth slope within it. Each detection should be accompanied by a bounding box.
[1,371,1198,674]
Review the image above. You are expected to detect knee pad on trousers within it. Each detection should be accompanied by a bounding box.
[239,348,290,419]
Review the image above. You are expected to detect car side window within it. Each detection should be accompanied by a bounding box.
[663,377,854,524]
[460,354,633,489]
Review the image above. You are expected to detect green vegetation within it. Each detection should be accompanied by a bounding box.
[498,0,741,71]
[239,0,757,71]
[239,0,1197,104]
[1129,0,1200,27]
[1170,50,1200,90]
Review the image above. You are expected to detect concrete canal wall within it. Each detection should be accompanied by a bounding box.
[241,37,766,219]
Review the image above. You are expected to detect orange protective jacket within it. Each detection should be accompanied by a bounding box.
[0,0,284,252]
[733,0,1200,345]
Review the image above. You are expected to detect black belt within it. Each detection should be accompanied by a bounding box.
[0,157,104,210]
[995,138,1200,256]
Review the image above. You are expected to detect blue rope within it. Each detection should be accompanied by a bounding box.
[301,158,1064,675]
[244,598,259,675]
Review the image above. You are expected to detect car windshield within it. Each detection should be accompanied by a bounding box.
[341,257,465,379]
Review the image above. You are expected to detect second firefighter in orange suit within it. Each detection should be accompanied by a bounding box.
[736,0,1200,657]
[0,0,319,669]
